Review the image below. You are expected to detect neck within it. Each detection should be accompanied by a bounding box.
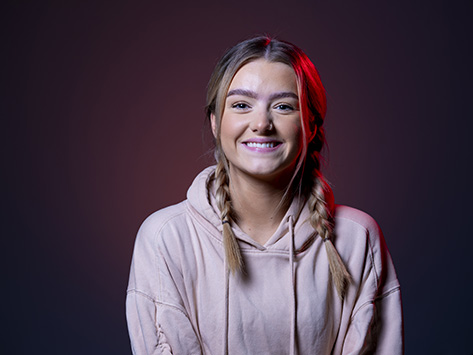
[228,168,293,245]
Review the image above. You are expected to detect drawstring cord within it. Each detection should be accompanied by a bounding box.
[288,216,296,355]
[223,258,229,355]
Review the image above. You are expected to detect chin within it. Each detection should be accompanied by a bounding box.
[247,165,296,182]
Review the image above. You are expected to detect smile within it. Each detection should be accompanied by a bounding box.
[244,142,278,148]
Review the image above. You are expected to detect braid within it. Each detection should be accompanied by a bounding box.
[307,169,351,299]
[213,160,243,273]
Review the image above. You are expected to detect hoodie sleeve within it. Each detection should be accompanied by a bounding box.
[337,213,404,355]
[126,210,203,355]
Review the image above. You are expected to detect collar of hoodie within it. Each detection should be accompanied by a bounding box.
[186,166,317,251]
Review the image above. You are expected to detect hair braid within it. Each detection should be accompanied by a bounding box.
[213,160,243,273]
[307,168,351,299]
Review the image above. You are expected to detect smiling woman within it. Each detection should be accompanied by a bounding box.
[126,36,403,354]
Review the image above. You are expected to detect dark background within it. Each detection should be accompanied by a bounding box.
[2,1,472,354]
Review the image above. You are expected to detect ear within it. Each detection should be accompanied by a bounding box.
[210,113,218,138]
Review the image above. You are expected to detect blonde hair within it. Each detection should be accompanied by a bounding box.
[205,36,351,298]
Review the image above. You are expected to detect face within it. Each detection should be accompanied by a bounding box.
[211,59,303,184]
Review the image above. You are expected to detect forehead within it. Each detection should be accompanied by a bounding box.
[228,59,297,93]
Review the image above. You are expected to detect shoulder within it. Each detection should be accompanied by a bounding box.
[139,201,189,235]
[135,201,192,251]
[333,206,401,301]
[128,201,193,299]
[333,205,381,234]
[332,205,386,257]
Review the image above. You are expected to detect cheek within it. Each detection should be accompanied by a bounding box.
[220,116,246,143]
[289,121,303,145]
[288,121,304,156]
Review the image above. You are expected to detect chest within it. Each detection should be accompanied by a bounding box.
[183,248,341,354]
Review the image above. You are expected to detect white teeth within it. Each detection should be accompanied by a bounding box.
[246,142,275,148]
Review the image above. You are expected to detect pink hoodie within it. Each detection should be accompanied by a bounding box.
[126,166,403,354]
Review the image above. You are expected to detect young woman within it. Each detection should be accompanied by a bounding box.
[126,36,403,354]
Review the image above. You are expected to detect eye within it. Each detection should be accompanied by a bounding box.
[274,104,294,111]
[232,102,251,110]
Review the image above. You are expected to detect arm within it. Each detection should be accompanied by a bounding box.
[342,284,403,354]
[335,211,404,355]
[126,211,203,355]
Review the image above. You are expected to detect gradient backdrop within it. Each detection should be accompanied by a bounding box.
[2,1,472,354]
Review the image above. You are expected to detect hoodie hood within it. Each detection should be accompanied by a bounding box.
[186,165,319,253]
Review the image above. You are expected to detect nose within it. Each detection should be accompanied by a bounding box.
[250,109,273,133]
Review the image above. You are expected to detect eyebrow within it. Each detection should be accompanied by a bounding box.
[269,92,299,101]
[226,89,298,101]
[227,89,258,99]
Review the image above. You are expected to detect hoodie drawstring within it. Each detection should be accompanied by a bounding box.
[288,216,296,355]
[223,257,230,355]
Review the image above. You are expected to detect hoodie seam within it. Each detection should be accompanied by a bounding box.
[153,209,190,237]
[366,229,379,292]
[152,208,190,270]
[127,289,192,317]
[335,215,373,234]
[349,286,401,321]
[147,207,191,315]
[337,215,380,290]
